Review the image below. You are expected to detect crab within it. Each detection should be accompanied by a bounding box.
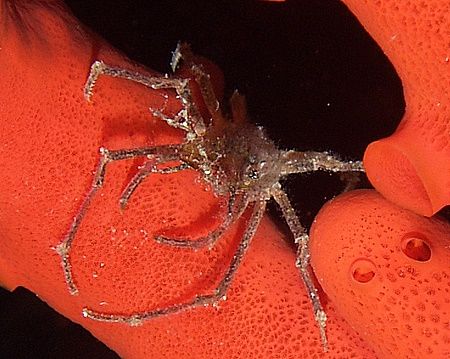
[56,43,364,351]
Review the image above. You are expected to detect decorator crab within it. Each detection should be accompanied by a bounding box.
[56,43,364,351]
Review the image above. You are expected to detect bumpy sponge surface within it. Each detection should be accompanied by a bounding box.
[311,190,450,359]
[0,1,375,358]
[342,0,450,216]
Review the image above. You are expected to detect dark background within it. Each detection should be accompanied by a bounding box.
[0,1,404,358]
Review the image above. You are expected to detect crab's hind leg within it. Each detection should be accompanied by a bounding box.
[56,145,182,295]
[271,183,328,352]
[155,192,249,250]
[82,200,265,325]
[119,159,189,210]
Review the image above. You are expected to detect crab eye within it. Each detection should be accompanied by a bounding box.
[248,169,259,180]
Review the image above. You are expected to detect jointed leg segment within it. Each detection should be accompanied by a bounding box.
[84,60,205,136]
[271,184,328,351]
[119,160,189,210]
[82,200,265,326]
[56,145,184,295]
[282,150,365,176]
[155,192,249,250]
[171,43,227,127]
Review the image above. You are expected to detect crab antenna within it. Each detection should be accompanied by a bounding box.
[281,150,365,176]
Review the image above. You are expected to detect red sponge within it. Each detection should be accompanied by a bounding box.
[310,190,450,358]
[0,1,375,357]
[342,0,450,216]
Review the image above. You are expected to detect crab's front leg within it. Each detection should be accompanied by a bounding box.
[84,60,206,137]
[171,42,228,128]
[281,150,365,175]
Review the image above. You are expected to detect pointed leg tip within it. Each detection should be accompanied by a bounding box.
[118,198,128,211]
[69,286,79,296]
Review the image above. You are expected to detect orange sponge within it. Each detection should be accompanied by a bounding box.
[342,0,450,216]
[310,190,450,358]
[0,1,375,357]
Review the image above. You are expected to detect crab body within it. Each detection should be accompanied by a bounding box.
[181,122,282,199]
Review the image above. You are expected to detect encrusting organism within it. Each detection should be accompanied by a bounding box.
[56,43,364,351]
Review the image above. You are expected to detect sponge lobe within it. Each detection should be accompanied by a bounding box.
[310,189,450,359]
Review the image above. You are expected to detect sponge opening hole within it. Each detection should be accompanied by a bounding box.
[401,233,431,262]
[351,258,376,283]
